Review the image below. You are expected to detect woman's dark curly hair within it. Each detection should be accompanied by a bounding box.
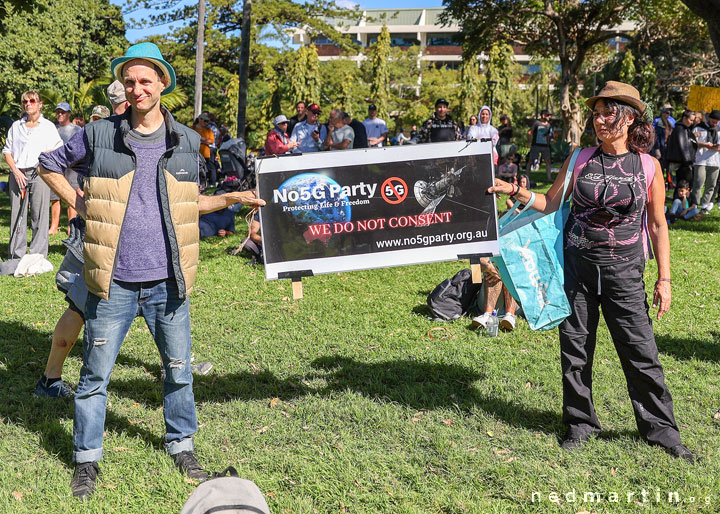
[588,98,654,154]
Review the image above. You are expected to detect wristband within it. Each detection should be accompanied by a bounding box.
[510,184,519,197]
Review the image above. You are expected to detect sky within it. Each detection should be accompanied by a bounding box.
[113,0,445,42]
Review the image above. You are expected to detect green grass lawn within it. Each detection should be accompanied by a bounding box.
[1,171,719,513]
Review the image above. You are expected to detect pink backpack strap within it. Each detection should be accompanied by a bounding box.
[572,146,599,183]
[638,152,657,261]
[639,152,655,196]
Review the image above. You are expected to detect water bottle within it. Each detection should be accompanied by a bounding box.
[485,310,499,337]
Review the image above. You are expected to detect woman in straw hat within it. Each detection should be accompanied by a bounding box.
[488,81,694,462]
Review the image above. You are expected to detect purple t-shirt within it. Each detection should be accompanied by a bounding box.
[39,124,177,283]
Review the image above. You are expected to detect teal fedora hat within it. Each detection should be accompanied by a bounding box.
[110,42,176,95]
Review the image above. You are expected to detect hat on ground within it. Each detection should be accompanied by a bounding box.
[586,80,646,114]
[368,104,377,111]
[110,42,176,96]
[107,80,126,105]
[55,102,72,112]
[198,112,210,121]
[273,114,289,126]
[90,105,110,120]
[709,110,720,121]
[435,98,449,107]
[307,103,321,114]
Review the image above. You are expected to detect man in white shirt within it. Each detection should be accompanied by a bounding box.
[692,110,720,213]
[362,104,388,148]
[323,109,355,150]
[2,90,62,258]
[290,103,325,153]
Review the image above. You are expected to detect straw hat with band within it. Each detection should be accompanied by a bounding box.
[585,81,652,121]
[110,42,176,96]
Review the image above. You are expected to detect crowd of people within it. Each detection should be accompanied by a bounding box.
[654,105,720,219]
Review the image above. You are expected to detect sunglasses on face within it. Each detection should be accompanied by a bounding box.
[22,98,38,105]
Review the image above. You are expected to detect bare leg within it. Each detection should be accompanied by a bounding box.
[249,220,262,245]
[44,308,84,379]
[49,200,61,234]
[484,273,503,313]
[503,286,517,315]
[67,205,77,234]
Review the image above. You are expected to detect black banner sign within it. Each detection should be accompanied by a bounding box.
[257,141,499,280]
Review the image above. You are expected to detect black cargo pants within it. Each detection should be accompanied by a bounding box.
[559,252,681,448]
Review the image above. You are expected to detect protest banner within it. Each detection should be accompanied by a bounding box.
[257,141,499,282]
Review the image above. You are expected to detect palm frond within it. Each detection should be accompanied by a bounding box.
[161,85,189,111]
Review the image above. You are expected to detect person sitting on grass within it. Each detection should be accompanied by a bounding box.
[497,155,518,182]
[471,258,519,332]
[199,207,235,238]
[666,180,701,223]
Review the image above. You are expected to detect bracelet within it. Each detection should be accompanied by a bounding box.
[656,278,671,283]
[510,184,519,197]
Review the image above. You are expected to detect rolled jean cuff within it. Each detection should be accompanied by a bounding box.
[166,437,194,456]
[73,447,103,464]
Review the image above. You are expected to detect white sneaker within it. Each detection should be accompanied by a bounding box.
[706,202,714,212]
[500,313,516,332]
[472,312,492,328]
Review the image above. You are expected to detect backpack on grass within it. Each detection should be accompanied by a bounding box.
[180,467,270,514]
[426,268,482,321]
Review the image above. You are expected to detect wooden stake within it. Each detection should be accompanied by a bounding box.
[471,263,483,284]
[292,278,303,299]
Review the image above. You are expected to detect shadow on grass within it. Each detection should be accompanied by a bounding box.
[656,332,720,362]
[669,218,720,233]
[310,355,562,434]
[112,353,563,437]
[0,321,164,466]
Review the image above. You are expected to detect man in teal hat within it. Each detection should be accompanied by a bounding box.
[39,42,264,499]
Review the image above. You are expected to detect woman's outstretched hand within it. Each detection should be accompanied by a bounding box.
[487,178,514,196]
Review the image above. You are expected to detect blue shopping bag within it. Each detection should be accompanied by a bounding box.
[490,149,580,331]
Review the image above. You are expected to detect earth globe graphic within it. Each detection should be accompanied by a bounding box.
[277,172,352,226]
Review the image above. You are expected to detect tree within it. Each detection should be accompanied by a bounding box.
[637,60,659,110]
[0,0,127,102]
[483,43,522,117]
[319,58,366,116]
[289,44,321,105]
[632,0,719,99]
[369,25,391,122]
[194,0,206,118]
[618,50,636,85]
[458,50,482,124]
[442,0,641,147]
[679,0,720,62]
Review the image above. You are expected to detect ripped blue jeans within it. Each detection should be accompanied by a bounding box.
[73,279,197,463]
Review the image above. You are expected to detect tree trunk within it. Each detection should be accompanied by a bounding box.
[559,62,583,148]
[193,0,206,119]
[680,0,720,63]
[236,0,252,139]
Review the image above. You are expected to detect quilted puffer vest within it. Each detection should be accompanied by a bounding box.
[82,107,200,299]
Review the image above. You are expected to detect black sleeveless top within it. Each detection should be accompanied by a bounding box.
[564,149,648,264]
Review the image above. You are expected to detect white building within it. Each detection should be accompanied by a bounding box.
[292,7,634,75]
